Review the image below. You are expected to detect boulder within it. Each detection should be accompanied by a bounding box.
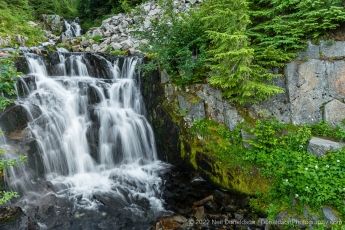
[160,69,169,83]
[91,28,103,37]
[120,39,133,50]
[307,137,343,157]
[92,44,100,52]
[110,42,122,50]
[0,205,37,230]
[320,40,345,57]
[15,34,29,46]
[322,207,338,223]
[42,14,62,32]
[0,105,41,136]
[324,99,345,126]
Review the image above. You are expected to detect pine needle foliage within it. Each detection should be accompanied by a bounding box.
[200,0,284,104]
[133,0,345,104]
[247,0,345,67]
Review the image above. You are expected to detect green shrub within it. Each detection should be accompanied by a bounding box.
[0,148,26,205]
[133,0,208,86]
[92,35,103,43]
[0,58,20,110]
[245,117,345,215]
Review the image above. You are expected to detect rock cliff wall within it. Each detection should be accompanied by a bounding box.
[142,40,345,196]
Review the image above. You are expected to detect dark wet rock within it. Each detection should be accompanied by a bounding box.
[234,213,243,221]
[16,75,36,97]
[87,86,102,105]
[160,167,261,230]
[25,138,44,179]
[15,56,29,74]
[0,205,37,230]
[224,205,237,213]
[0,105,41,136]
[238,197,250,208]
[86,123,100,162]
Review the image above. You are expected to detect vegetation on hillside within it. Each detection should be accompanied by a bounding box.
[77,0,147,30]
[134,0,345,104]
[0,0,43,45]
[189,116,345,224]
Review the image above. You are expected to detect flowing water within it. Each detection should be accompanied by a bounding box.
[3,53,170,229]
[63,19,82,38]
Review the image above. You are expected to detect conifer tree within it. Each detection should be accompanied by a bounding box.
[200,0,283,104]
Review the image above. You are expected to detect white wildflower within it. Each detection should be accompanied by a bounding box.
[315,165,318,169]
[337,160,340,163]
[295,194,299,198]
[305,168,308,171]
[326,165,329,168]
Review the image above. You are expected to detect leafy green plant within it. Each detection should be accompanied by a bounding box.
[310,120,345,142]
[133,0,208,86]
[245,117,345,215]
[109,50,127,55]
[247,0,345,70]
[191,118,212,137]
[0,1,45,47]
[92,35,103,43]
[0,150,26,205]
[0,58,20,110]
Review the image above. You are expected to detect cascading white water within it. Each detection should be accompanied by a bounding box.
[63,19,82,38]
[7,53,169,217]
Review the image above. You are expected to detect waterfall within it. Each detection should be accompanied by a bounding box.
[5,53,169,221]
[63,19,82,38]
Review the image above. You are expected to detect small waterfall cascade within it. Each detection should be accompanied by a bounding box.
[63,19,82,38]
[5,52,169,221]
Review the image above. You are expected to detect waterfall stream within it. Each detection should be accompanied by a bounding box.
[4,53,170,228]
[63,19,82,38]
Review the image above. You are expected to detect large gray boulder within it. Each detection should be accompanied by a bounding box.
[324,99,345,126]
[42,14,62,33]
[286,60,329,125]
[307,137,343,157]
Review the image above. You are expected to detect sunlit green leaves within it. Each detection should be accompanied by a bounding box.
[245,117,345,214]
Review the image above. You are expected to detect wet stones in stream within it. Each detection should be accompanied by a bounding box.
[156,167,268,230]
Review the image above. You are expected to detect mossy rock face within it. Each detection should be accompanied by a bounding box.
[142,69,270,196]
[0,205,37,229]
